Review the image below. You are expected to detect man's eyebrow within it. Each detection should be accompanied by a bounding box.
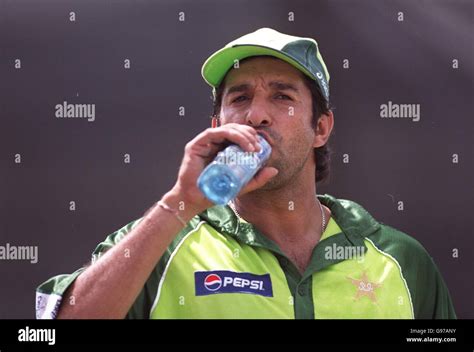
[269,81,299,93]
[224,81,299,95]
[225,83,251,96]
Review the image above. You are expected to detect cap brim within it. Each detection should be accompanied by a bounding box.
[201,44,317,88]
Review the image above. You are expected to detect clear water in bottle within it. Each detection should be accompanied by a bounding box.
[197,134,272,205]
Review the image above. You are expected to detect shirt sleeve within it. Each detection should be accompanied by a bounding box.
[424,257,457,319]
[35,218,142,319]
[369,224,457,319]
[403,241,457,319]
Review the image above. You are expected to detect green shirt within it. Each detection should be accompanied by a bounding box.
[36,194,456,319]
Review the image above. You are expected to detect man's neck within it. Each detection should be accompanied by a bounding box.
[232,176,327,250]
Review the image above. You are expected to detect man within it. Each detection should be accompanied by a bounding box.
[36,28,456,319]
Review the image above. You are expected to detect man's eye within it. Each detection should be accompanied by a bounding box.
[232,96,248,103]
[275,94,292,100]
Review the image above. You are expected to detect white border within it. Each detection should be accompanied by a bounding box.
[36,292,63,319]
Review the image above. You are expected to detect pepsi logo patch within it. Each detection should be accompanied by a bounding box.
[204,274,222,291]
[195,270,273,297]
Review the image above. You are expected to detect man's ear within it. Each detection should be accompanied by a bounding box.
[313,111,334,148]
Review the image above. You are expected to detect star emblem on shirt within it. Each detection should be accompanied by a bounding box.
[347,271,382,303]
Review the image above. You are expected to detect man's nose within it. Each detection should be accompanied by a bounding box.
[244,96,271,127]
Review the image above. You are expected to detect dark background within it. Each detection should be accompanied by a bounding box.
[0,0,472,318]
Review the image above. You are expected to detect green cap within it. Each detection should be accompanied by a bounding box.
[201,27,330,100]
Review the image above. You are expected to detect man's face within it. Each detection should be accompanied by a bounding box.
[219,56,316,190]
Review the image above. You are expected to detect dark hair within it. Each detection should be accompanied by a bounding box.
[211,64,333,185]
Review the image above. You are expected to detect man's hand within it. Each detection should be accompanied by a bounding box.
[171,123,279,215]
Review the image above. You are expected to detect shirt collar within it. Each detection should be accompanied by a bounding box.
[198,193,381,272]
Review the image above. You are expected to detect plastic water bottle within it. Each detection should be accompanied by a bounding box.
[197,134,272,205]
